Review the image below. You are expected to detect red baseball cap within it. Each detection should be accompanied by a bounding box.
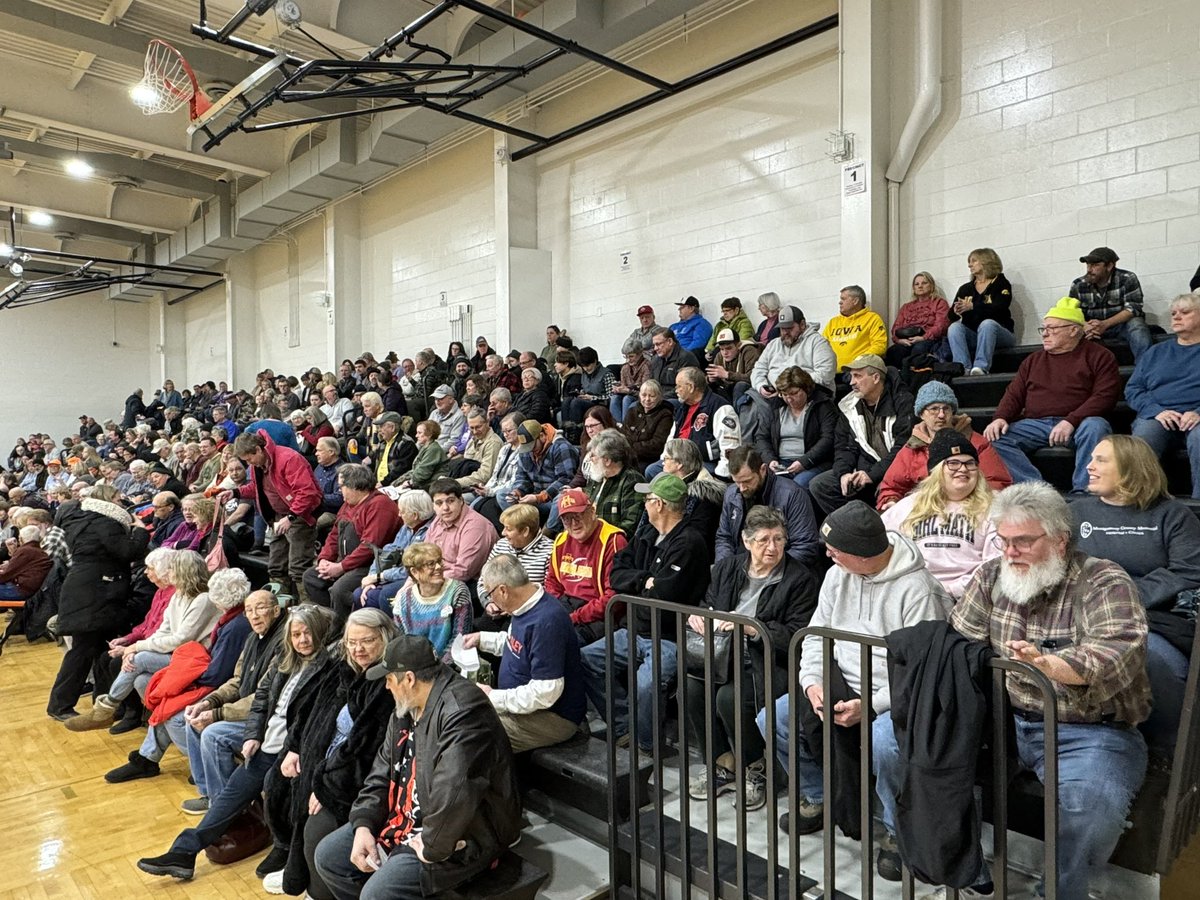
[556,488,591,515]
[637,305,654,316]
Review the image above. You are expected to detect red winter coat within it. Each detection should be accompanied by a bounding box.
[876,417,1012,510]
[144,641,211,726]
[318,489,401,573]
[891,296,951,343]
[238,431,323,525]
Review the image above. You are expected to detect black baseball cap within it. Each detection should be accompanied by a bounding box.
[366,635,439,681]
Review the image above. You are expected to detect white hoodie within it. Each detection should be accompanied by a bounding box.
[750,328,838,392]
[798,533,951,713]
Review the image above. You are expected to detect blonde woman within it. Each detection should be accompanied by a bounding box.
[947,247,1016,375]
[392,542,472,663]
[882,429,999,598]
[886,272,951,369]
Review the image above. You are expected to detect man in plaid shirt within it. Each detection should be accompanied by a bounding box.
[1069,246,1153,359]
[951,483,1150,900]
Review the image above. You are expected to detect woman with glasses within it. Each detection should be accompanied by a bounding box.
[684,507,819,811]
[882,429,1000,598]
[1074,434,1200,754]
[947,247,1016,376]
[877,381,1011,510]
[752,366,837,489]
[262,608,399,898]
[390,542,472,663]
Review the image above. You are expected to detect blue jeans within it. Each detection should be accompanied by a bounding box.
[776,461,828,490]
[1014,719,1147,900]
[757,695,901,834]
[314,822,426,900]
[610,394,638,421]
[0,582,27,600]
[1142,631,1190,755]
[947,319,1016,372]
[580,628,678,751]
[187,719,244,799]
[108,650,172,702]
[169,748,278,857]
[1098,318,1152,360]
[991,416,1111,492]
[139,710,191,763]
[1132,416,1200,498]
[353,580,405,614]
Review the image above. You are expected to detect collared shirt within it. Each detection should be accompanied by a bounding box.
[1069,267,1144,320]
[424,504,497,582]
[951,551,1151,725]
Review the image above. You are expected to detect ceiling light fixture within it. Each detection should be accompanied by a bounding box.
[0,243,11,257]
[130,83,161,109]
[27,211,53,227]
[65,158,94,178]
[8,260,23,277]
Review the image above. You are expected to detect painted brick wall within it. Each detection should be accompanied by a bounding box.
[537,43,843,361]
[898,0,1200,341]
[249,218,331,376]
[180,285,228,388]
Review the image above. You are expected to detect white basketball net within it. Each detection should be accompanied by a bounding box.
[132,40,198,116]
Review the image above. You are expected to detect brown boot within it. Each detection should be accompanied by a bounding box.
[64,695,119,732]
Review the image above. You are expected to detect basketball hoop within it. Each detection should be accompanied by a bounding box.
[131,39,213,121]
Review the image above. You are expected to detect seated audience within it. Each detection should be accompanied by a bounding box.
[424,478,497,584]
[750,304,838,397]
[753,291,782,345]
[716,447,819,568]
[507,420,579,519]
[947,247,1015,375]
[984,297,1119,493]
[426,385,464,453]
[1069,246,1152,359]
[1124,291,1200,498]
[949,483,1150,900]
[705,327,762,402]
[1075,435,1200,754]
[885,272,950,370]
[622,379,673,471]
[753,366,837,489]
[636,438,725,553]
[649,366,739,479]
[822,285,888,373]
[581,474,711,751]
[626,305,661,357]
[321,385,355,435]
[303,464,401,632]
[877,380,1010,510]
[370,412,418,488]
[551,350,584,422]
[487,387,513,434]
[0,524,51,601]
[764,501,950,877]
[394,420,449,491]
[580,428,645,535]
[452,408,503,490]
[881,429,1000,598]
[468,412,525,526]
[465,554,588,752]
[704,296,756,358]
[673,295,714,354]
[686,507,819,810]
[390,542,472,663]
[138,605,337,882]
[610,339,651,420]
[311,634,521,900]
[808,355,916,514]
[649,328,700,403]
[563,347,615,425]
[354,491,435,614]
[313,437,345,542]
[300,408,336,457]
[513,367,553,424]
[543,488,628,645]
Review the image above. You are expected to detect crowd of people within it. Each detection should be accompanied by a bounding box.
[1,250,1198,900]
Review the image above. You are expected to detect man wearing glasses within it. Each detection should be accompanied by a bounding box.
[649,328,700,404]
[983,297,1119,493]
[948,482,1149,900]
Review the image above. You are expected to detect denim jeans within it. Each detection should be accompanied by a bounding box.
[1098,318,1152,360]
[139,709,191,763]
[610,394,639,421]
[580,628,678,751]
[314,822,426,900]
[1132,416,1200,498]
[1014,719,1146,900]
[1142,631,1190,755]
[775,461,829,490]
[757,694,901,834]
[186,719,245,799]
[169,748,278,857]
[108,650,172,702]
[947,319,1016,373]
[0,582,27,600]
[990,416,1112,492]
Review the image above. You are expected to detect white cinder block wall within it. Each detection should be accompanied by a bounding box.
[896,0,1200,341]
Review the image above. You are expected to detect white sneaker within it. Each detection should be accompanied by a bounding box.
[970,367,986,376]
[262,870,285,894]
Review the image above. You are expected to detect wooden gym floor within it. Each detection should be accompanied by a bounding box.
[2,632,1198,899]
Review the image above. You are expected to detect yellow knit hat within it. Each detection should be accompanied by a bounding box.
[1044,296,1085,326]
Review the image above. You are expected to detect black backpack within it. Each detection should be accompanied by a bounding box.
[21,557,67,643]
[903,353,964,394]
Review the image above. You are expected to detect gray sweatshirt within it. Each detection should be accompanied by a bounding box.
[1072,496,1200,611]
[798,533,952,713]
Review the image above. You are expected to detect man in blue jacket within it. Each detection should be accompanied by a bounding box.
[672,296,714,354]
[715,446,819,567]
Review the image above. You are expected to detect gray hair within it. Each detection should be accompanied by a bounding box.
[757,291,782,313]
[338,463,377,492]
[316,436,341,454]
[989,482,1073,540]
[1170,292,1200,315]
[522,367,543,383]
[743,506,787,541]
[841,284,867,306]
[676,366,706,391]
[490,387,512,403]
[207,567,251,612]
[639,379,663,399]
[18,525,41,544]
[361,391,383,411]
[466,406,489,424]
[129,460,148,473]
[485,353,503,367]
[588,428,634,468]
[481,553,531,590]
[278,604,335,674]
[397,489,435,520]
[144,546,177,578]
[341,608,399,673]
[621,338,643,356]
[662,438,702,476]
[415,349,434,366]
[288,410,307,425]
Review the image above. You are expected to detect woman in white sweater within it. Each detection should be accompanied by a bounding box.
[67,550,218,732]
[882,428,1000,599]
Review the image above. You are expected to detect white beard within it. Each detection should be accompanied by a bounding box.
[995,553,1069,606]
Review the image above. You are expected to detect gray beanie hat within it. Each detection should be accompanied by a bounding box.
[913,380,959,417]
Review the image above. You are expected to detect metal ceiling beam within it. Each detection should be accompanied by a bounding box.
[2,136,223,200]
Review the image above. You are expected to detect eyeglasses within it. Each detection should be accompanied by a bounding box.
[991,532,1047,552]
[245,605,278,616]
[1036,324,1077,335]
[923,404,954,416]
[584,421,603,432]
[747,534,786,547]
[942,459,978,472]
[346,636,382,650]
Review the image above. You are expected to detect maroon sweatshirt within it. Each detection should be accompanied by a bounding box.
[994,341,1119,427]
[0,543,52,595]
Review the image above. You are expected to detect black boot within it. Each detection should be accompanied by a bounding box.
[105,749,160,783]
[254,845,290,878]
[137,850,196,880]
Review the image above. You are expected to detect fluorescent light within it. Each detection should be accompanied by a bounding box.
[8,261,23,277]
[27,211,53,227]
[0,243,10,257]
[130,83,160,108]
[65,158,94,178]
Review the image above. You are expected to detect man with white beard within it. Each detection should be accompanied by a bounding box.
[949,482,1151,900]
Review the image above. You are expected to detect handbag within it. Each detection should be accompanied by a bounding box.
[683,627,733,684]
[205,508,229,572]
[204,798,271,864]
[894,325,924,339]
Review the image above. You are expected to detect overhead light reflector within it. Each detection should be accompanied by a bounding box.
[27,211,53,226]
[65,158,94,178]
[130,83,161,108]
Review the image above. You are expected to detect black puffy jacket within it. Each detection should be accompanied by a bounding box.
[55,498,149,636]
